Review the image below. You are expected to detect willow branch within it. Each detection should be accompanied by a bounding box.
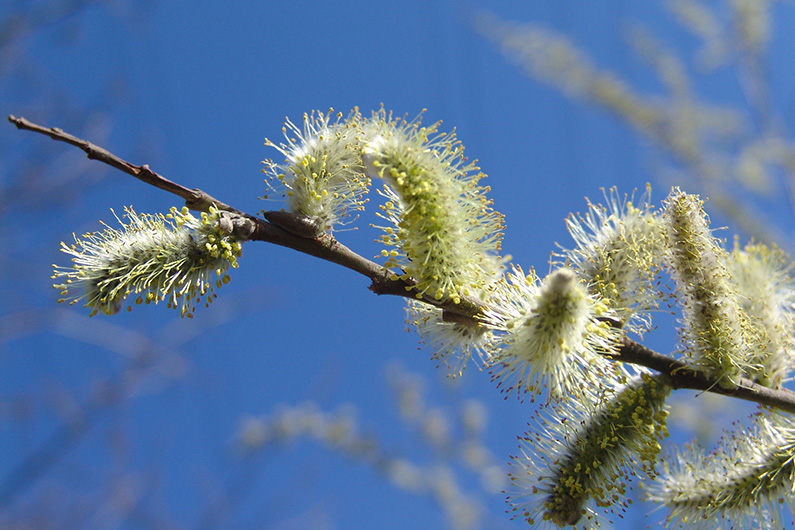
[7,114,486,320]
[615,337,795,414]
[10,114,795,414]
[7,114,240,214]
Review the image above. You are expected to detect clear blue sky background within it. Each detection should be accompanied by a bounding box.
[3,1,795,529]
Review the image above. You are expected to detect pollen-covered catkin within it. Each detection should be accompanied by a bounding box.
[52,206,243,317]
[662,188,751,387]
[727,241,795,387]
[649,411,795,530]
[508,373,671,528]
[562,187,665,335]
[486,267,621,401]
[362,109,503,304]
[262,108,369,233]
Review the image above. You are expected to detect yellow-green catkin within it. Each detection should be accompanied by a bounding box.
[52,206,243,317]
[262,108,370,233]
[362,109,504,304]
[649,411,795,530]
[563,187,666,335]
[727,240,795,387]
[509,373,671,528]
[662,188,750,387]
[487,267,620,402]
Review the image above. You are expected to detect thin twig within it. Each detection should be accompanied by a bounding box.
[10,114,795,414]
[8,114,239,214]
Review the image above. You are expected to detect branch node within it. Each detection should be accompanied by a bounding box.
[263,211,324,239]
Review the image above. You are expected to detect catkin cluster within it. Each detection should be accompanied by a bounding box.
[53,108,795,529]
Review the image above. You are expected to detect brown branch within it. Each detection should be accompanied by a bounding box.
[7,114,487,320]
[7,114,239,214]
[614,337,795,414]
[10,114,795,414]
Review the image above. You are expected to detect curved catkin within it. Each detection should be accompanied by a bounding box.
[562,187,665,335]
[649,412,795,530]
[508,373,671,528]
[662,188,750,386]
[262,108,369,233]
[52,206,243,317]
[362,109,504,304]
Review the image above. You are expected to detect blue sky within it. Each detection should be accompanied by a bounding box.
[3,1,794,529]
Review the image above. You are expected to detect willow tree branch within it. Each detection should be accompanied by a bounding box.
[6,114,485,320]
[615,337,795,414]
[10,114,795,414]
[7,114,240,214]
